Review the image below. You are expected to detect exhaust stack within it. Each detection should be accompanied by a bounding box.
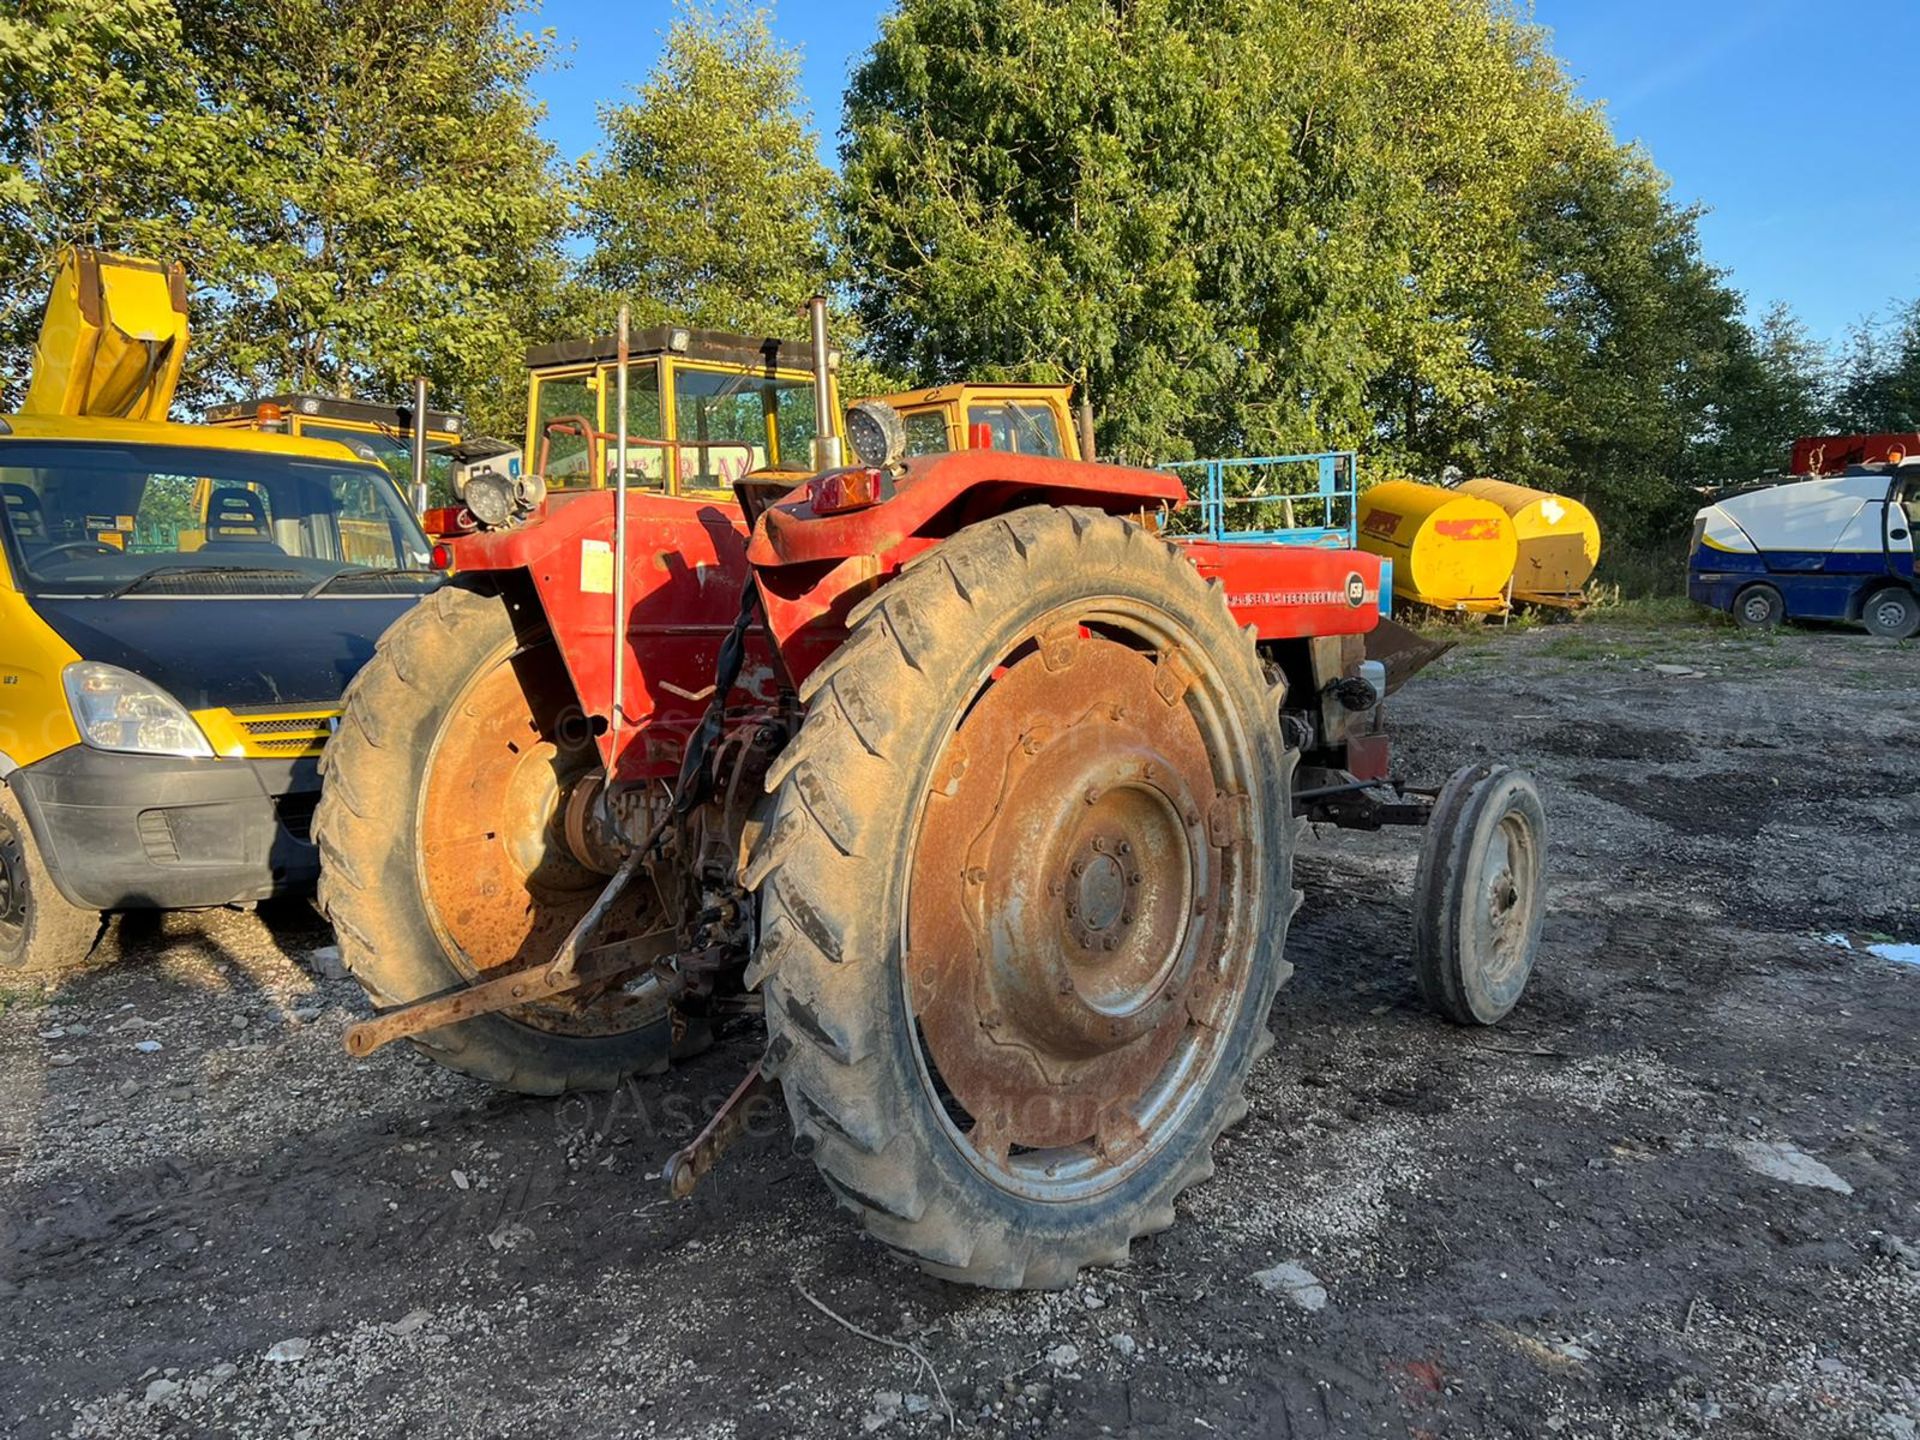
[807,295,841,472]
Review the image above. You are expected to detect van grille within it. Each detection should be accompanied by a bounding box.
[235,712,335,758]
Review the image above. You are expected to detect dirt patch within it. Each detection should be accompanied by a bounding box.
[3,621,1918,1438]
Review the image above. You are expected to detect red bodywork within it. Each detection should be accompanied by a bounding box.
[441,451,1383,782]
[1791,433,1918,476]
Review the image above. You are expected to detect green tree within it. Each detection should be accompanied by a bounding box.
[1,0,567,427]
[840,0,1760,550]
[1684,302,1831,484]
[577,3,835,339]
[1832,299,1920,434]
[179,0,569,422]
[0,0,252,408]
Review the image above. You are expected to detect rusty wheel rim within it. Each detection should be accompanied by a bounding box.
[904,603,1262,1203]
[1467,809,1540,1013]
[416,637,660,1037]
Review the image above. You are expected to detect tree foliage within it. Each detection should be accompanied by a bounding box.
[1832,299,1920,435]
[1,0,566,423]
[577,3,835,339]
[837,0,1795,548]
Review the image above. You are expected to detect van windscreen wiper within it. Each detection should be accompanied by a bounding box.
[301,567,444,600]
[106,565,306,598]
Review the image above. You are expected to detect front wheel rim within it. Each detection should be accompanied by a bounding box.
[0,820,26,943]
[902,603,1266,1204]
[1468,807,1540,1013]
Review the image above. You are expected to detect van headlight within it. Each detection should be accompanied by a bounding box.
[62,663,214,759]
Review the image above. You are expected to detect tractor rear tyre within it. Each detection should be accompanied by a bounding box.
[314,582,676,1095]
[745,507,1297,1288]
[1412,763,1546,1026]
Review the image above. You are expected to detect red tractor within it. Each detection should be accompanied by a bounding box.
[313,306,1547,1289]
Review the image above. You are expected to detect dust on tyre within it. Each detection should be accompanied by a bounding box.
[1413,763,1547,1026]
[0,786,100,975]
[1861,586,1919,639]
[1734,584,1784,630]
[746,506,1296,1288]
[314,582,677,1094]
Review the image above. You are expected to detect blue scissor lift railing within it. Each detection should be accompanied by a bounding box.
[1158,451,1391,613]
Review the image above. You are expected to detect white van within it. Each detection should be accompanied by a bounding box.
[1688,460,1918,637]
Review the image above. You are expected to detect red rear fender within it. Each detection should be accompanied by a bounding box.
[748,451,1187,684]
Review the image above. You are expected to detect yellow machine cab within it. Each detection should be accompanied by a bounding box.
[875,381,1089,461]
[523,326,838,500]
[206,393,465,509]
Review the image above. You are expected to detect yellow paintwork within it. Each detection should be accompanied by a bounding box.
[0,587,84,770]
[524,355,836,500]
[193,707,336,760]
[876,382,1081,460]
[208,410,461,458]
[1358,480,1519,612]
[0,411,370,465]
[0,420,372,770]
[1457,478,1601,607]
[22,248,189,423]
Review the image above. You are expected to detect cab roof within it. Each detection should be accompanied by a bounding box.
[879,382,1074,408]
[525,327,819,373]
[203,393,463,435]
[0,412,377,466]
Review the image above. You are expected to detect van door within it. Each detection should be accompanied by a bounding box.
[1888,477,1916,580]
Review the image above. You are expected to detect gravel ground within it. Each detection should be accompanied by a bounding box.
[2,617,1917,1439]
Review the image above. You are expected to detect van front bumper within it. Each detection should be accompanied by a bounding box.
[7,745,321,911]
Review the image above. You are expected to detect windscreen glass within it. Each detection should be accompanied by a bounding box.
[299,422,455,509]
[673,364,818,488]
[966,402,1065,457]
[0,441,438,598]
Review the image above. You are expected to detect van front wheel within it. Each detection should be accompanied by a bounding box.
[0,786,102,975]
[1861,586,1919,640]
[1733,583,1784,630]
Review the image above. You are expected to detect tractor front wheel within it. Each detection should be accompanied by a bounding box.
[746,507,1297,1288]
[314,582,678,1094]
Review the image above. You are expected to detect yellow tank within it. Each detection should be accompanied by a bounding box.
[1456,478,1601,607]
[1357,480,1517,613]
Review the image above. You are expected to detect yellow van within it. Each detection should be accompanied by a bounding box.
[0,413,439,972]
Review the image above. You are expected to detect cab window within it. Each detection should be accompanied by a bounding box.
[674,365,817,488]
[299,423,454,509]
[607,361,667,488]
[902,411,949,457]
[966,402,1064,457]
[531,372,597,487]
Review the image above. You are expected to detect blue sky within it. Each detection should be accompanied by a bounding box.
[528,0,1918,346]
